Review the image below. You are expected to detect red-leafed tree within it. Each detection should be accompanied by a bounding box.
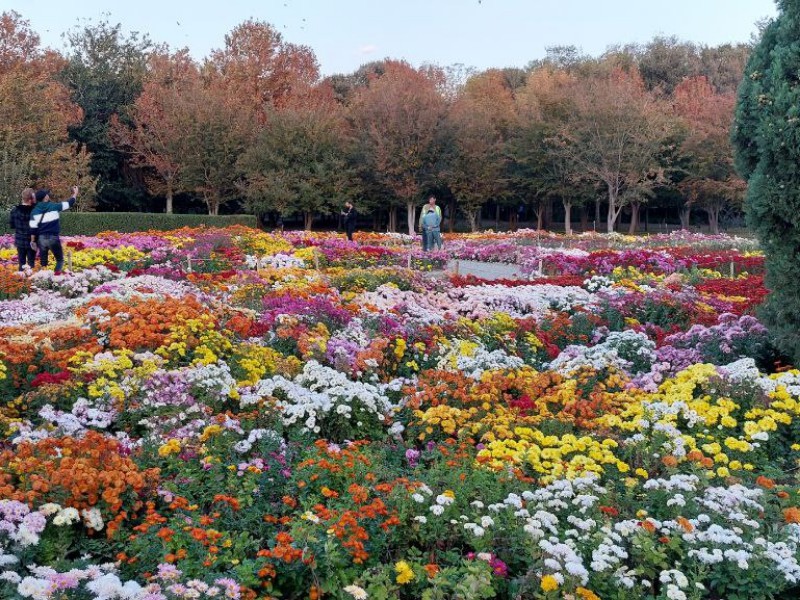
[110,49,198,213]
[674,75,745,233]
[349,61,447,234]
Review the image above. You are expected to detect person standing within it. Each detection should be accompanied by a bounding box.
[418,196,442,251]
[29,186,78,275]
[421,206,443,251]
[8,188,37,270]
[341,201,357,241]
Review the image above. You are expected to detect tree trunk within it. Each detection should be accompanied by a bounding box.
[579,205,588,232]
[448,198,456,233]
[679,205,692,229]
[304,211,314,231]
[543,199,553,230]
[535,201,544,231]
[595,198,601,228]
[372,211,380,232]
[628,202,640,235]
[563,200,572,235]
[495,203,501,230]
[165,179,174,214]
[466,209,480,233]
[707,205,721,235]
[388,205,397,233]
[206,195,220,216]
[606,186,620,233]
[406,200,416,236]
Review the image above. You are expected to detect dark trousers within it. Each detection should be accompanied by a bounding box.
[16,245,36,270]
[38,234,65,272]
[345,226,355,241]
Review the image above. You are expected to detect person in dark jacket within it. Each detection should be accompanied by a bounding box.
[29,186,78,274]
[8,188,37,270]
[341,202,357,241]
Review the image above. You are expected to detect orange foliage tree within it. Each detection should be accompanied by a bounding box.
[349,61,447,234]
[207,19,319,116]
[444,69,517,232]
[0,11,96,209]
[674,75,745,233]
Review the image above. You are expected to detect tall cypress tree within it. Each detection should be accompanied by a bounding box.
[733,0,800,363]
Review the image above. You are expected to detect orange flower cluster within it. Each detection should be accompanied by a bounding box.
[0,324,101,384]
[0,265,31,299]
[78,296,208,351]
[0,431,159,536]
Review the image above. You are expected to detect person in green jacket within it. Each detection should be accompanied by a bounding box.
[418,196,441,251]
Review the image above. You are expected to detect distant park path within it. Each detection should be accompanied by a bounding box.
[444,259,523,281]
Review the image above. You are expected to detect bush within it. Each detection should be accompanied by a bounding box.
[2,212,257,236]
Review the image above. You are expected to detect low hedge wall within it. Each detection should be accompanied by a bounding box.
[2,212,257,236]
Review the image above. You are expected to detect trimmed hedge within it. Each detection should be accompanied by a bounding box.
[2,212,257,236]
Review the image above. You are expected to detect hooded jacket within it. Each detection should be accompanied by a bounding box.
[29,197,75,237]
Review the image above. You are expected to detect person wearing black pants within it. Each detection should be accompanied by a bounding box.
[9,188,37,270]
[342,202,357,241]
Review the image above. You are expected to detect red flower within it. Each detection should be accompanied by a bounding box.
[30,371,71,387]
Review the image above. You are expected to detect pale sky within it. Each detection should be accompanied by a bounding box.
[7,0,778,76]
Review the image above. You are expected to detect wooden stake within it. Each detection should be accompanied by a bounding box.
[538,258,544,277]
[313,249,320,271]
[187,256,192,273]
[454,260,460,276]
[730,261,735,279]
[67,249,73,272]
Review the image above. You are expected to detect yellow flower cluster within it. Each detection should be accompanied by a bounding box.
[158,438,182,457]
[69,350,136,403]
[70,246,146,269]
[477,429,628,483]
[395,560,415,584]
[156,315,233,366]
[234,344,299,386]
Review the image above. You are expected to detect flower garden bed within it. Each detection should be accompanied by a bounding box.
[0,226,797,600]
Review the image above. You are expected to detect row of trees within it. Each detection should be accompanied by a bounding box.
[1,10,754,233]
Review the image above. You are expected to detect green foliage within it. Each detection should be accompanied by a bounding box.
[733,3,800,363]
[59,19,153,211]
[239,106,355,225]
[1,211,255,235]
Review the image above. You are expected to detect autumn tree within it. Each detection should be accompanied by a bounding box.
[557,68,672,232]
[444,69,516,231]
[178,75,254,215]
[208,19,319,115]
[674,76,744,233]
[109,49,198,213]
[511,68,593,233]
[0,11,96,209]
[239,90,355,229]
[349,61,447,234]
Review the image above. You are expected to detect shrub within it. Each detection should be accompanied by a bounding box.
[2,212,257,236]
